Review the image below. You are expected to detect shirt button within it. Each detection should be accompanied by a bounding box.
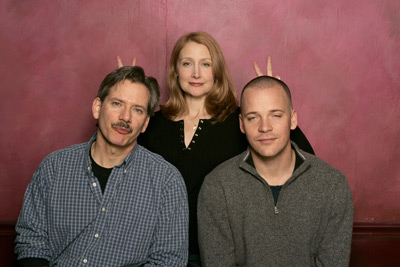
[92,183,97,187]
[87,166,90,171]
[124,169,127,173]
[95,233,99,238]
[83,258,88,263]
[102,207,106,212]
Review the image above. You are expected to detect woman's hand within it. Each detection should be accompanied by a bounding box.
[116,56,136,68]
[253,56,280,79]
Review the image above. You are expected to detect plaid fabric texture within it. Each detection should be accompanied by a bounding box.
[15,134,189,266]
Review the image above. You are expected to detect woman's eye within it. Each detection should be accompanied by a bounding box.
[182,62,191,66]
[202,62,211,67]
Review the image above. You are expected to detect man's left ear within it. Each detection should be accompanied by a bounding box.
[290,109,298,130]
[141,115,150,133]
[92,98,102,120]
[239,114,246,134]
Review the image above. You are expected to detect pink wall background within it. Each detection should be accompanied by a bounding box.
[1,0,399,223]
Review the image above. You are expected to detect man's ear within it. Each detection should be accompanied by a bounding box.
[141,115,150,133]
[239,114,246,134]
[92,98,102,120]
[290,109,298,130]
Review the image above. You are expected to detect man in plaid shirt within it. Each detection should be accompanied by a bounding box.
[15,66,189,267]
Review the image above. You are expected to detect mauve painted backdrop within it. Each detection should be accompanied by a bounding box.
[0,0,399,223]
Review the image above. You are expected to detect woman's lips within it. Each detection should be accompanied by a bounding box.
[189,82,204,86]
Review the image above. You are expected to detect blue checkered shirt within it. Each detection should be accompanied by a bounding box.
[15,134,189,266]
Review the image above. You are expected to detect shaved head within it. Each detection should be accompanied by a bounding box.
[240,76,293,112]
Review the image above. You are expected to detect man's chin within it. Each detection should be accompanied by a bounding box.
[107,137,137,149]
[250,146,280,159]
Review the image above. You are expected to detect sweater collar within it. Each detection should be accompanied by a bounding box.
[239,141,311,185]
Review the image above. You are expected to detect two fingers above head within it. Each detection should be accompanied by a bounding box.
[116,56,136,68]
[253,56,280,79]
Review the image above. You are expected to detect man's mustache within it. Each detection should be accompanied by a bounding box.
[112,122,133,133]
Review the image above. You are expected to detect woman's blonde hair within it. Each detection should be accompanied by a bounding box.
[161,32,238,122]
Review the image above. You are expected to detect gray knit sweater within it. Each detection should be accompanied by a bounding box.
[198,143,353,267]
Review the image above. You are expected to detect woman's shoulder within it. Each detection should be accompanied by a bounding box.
[217,107,241,125]
[148,110,172,125]
[145,110,179,136]
[150,110,163,120]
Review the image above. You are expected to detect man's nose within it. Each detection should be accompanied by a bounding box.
[119,107,132,122]
[259,117,272,132]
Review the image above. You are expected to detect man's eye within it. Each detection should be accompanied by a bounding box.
[135,108,143,114]
[112,102,121,106]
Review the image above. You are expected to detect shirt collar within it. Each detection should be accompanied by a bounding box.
[85,132,140,170]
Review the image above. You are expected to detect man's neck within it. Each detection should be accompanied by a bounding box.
[91,139,134,168]
[251,145,296,186]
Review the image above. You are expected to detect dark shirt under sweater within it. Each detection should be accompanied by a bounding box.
[246,147,304,205]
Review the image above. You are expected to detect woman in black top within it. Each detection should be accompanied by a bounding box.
[119,31,314,267]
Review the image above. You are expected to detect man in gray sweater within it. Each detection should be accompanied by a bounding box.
[197,76,353,266]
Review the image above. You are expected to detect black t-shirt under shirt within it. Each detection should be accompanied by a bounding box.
[90,152,113,194]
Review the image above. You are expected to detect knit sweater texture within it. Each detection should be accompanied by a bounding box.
[198,143,353,267]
